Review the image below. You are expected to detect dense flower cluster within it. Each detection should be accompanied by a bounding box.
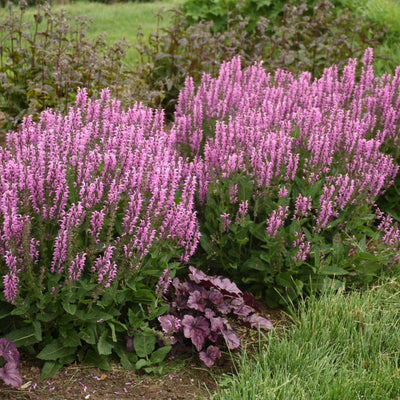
[0,89,200,303]
[173,48,400,250]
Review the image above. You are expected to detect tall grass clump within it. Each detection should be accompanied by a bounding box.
[0,88,200,377]
[174,48,400,306]
[212,278,400,399]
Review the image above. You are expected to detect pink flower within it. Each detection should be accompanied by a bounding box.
[266,206,289,238]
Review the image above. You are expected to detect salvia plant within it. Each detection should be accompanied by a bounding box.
[173,48,400,306]
[0,338,22,388]
[0,88,200,377]
[157,266,273,367]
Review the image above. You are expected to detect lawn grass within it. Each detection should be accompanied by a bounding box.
[0,0,184,66]
[340,0,400,74]
[54,0,184,65]
[211,277,400,399]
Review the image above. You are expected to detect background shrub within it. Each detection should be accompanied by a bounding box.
[136,0,385,119]
[0,1,147,131]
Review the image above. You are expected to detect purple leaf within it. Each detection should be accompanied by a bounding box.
[188,266,209,284]
[187,290,207,312]
[0,360,22,388]
[189,266,242,296]
[229,298,254,317]
[221,327,241,349]
[209,316,226,333]
[182,315,210,351]
[242,292,262,312]
[0,338,20,366]
[204,308,216,320]
[208,288,224,304]
[244,314,274,330]
[208,331,220,342]
[199,345,221,367]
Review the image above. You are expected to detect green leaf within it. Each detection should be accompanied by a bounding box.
[62,302,77,315]
[0,302,13,321]
[97,331,113,355]
[107,322,117,343]
[133,331,156,358]
[85,350,111,371]
[37,340,77,360]
[79,326,97,345]
[33,321,42,341]
[318,265,348,276]
[243,256,267,272]
[135,358,150,370]
[200,234,214,255]
[357,262,382,276]
[5,326,40,347]
[114,345,137,370]
[60,328,81,347]
[150,346,171,364]
[40,360,63,380]
[75,309,113,323]
[249,221,267,242]
[37,312,58,322]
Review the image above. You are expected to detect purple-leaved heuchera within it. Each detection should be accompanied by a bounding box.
[158,267,273,366]
[0,338,22,388]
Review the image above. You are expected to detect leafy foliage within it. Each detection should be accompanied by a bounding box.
[158,266,273,367]
[183,0,285,34]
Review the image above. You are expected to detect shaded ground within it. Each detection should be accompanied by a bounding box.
[0,359,221,400]
[0,309,288,400]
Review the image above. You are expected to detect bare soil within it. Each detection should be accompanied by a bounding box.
[0,358,222,400]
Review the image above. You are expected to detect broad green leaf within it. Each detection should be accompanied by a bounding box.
[6,326,40,347]
[79,326,97,345]
[85,350,111,371]
[150,346,171,364]
[97,331,113,355]
[107,322,117,343]
[33,321,42,341]
[36,312,58,322]
[200,234,213,255]
[62,302,77,315]
[37,341,77,360]
[75,309,113,323]
[135,358,150,370]
[114,345,137,370]
[133,331,156,358]
[40,360,63,380]
[357,262,382,276]
[243,257,267,271]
